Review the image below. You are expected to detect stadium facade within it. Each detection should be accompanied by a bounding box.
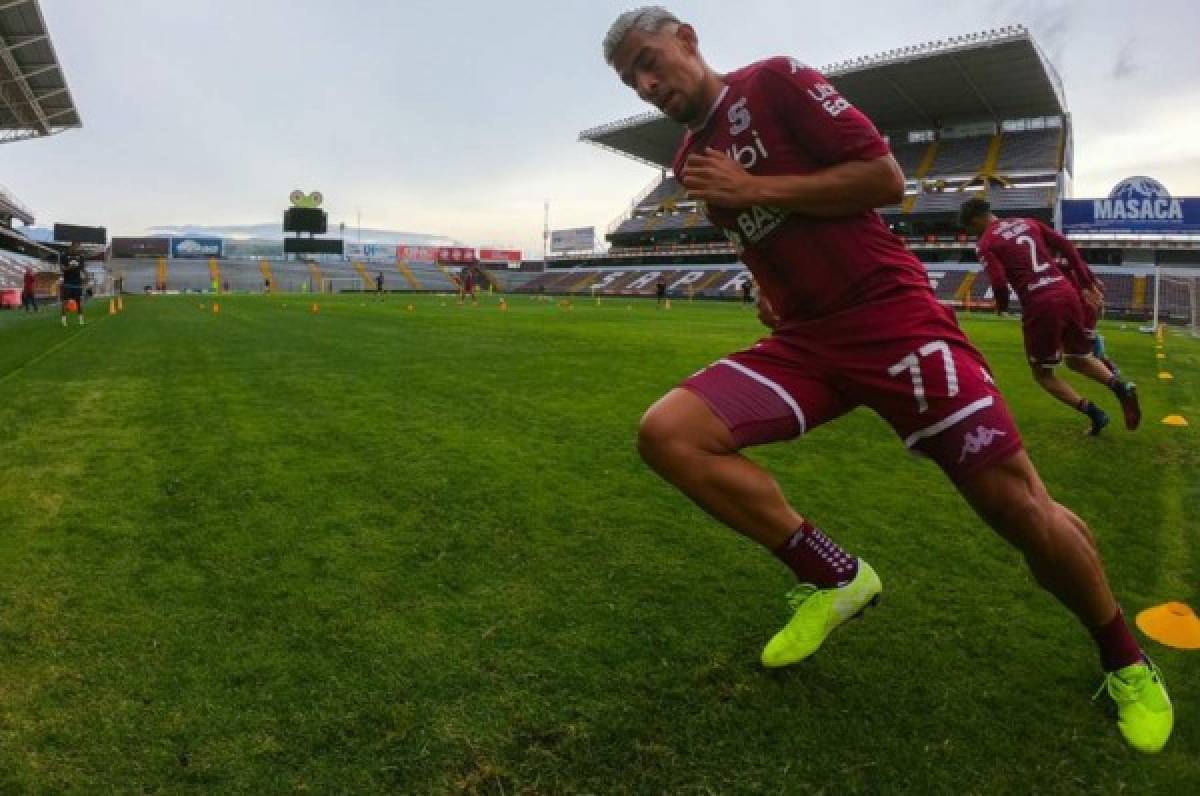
[0,0,81,303]
[518,26,1199,328]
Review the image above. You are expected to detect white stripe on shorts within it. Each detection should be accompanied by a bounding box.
[716,358,807,435]
[903,395,994,449]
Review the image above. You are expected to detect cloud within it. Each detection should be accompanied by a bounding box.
[1111,38,1138,80]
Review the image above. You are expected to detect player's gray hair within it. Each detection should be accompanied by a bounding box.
[602,6,681,64]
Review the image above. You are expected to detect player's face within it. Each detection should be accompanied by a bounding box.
[964,216,987,237]
[611,24,706,125]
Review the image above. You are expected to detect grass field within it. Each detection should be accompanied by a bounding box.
[0,293,1196,793]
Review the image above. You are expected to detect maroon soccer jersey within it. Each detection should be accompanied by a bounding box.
[976,217,1095,313]
[671,57,930,324]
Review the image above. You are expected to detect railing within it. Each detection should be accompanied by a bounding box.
[607,172,668,236]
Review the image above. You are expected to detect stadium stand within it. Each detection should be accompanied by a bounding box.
[0,0,81,144]
[995,128,1062,174]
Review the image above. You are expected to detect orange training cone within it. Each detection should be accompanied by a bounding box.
[1137,603,1200,650]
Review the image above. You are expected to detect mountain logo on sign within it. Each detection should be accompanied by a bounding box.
[1095,176,1182,222]
[176,239,221,255]
[1109,176,1170,201]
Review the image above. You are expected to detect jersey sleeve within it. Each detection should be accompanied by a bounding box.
[1038,222,1095,288]
[978,243,1011,313]
[758,58,891,167]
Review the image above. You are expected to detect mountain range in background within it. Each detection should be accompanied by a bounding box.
[19,223,458,247]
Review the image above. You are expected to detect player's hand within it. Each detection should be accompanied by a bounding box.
[682,148,759,208]
[756,295,780,330]
[1083,285,1104,313]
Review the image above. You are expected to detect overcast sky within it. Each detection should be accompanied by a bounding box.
[4,0,1199,255]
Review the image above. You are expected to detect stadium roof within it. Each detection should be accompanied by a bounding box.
[581,26,1066,169]
[0,0,81,144]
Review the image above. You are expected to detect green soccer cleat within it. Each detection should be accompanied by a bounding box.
[1096,660,1174,753]
[761,559,882,668]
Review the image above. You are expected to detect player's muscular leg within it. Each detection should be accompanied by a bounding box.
[1031,364,1084,408]
[956,450,1118,629]
[638,388,802,549]
[1065,354,1114,385]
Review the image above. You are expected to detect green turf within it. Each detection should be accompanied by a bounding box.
[0,294,1196,793]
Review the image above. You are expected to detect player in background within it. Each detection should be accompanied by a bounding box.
[458,266,477,305]
[22,266,39,313]
[656,276,668,307]
[959,198,1140,436]
[376,271,385,299]
[741,276,755,307]
[59,245,87,327]
[604,6,1170,753]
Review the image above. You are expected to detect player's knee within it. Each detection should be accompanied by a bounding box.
[637,405,682,466]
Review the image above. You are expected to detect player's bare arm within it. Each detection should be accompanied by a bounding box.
[682,147,904,216]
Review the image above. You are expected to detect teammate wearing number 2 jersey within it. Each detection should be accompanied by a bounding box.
[960,197,1141,436]
[603,7,1170,753]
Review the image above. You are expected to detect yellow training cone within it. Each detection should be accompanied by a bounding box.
[1162,415,1189,427]
[1137,603,1200,650]
[311,302,320,314]
[108,298,116,315]
[664,298,672,310]
[1156,352,1166,360]
[212,302,220,314]
[407,303,415,312]
[1158,372,1173,380]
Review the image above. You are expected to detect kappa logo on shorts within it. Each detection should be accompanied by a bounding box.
[959,424,1009,463]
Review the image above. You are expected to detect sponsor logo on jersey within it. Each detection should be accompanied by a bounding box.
[806,81,851,117]
[728,205,790,247]
[958,424,1009,463]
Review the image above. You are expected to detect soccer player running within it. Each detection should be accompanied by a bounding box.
[959,198,1140,436]
[59,245,87,327]
[603,7,1171,752]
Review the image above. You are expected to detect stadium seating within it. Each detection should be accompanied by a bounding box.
[995,129,1062,173]
[890,140,932,176]
[928,136,992,176]
[0,250,57,290]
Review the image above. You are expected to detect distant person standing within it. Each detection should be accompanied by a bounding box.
[59,246,86,326]
[376,271,385,298]
[741,276,755,306]
[459,266,477,305]
[22,266,38,312]
[263,277,272,294]
[656,276,668,307]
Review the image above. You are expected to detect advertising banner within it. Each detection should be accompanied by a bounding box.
[435,246,476,263]
[224,239,284,259]
[171,237,224,259]
[551,227,595,252]
[112,236,169,258]
[396,245,437,262]
[1061,177,1200,234]
[478,248,522,266]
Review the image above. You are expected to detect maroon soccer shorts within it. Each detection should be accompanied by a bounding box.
[1080,299,1099,340]
[1022,291,1093,367]
[681,293,1023,483]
